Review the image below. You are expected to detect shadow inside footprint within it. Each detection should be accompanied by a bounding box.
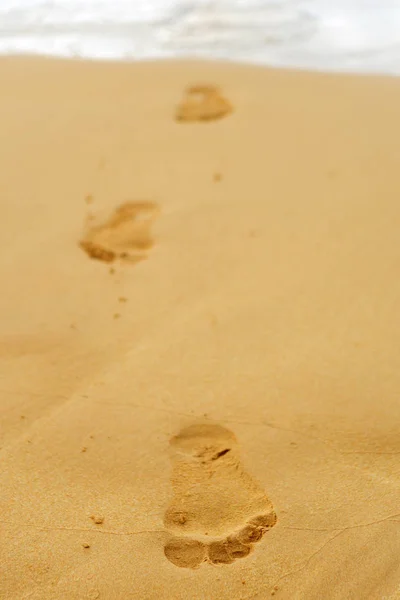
[79,200,159,265]
[163,424,277,568]
[164,537,206,569]
[208,538,251,565]
[175,85,233,123]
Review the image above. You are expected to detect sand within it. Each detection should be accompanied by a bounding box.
[0,56,399,600]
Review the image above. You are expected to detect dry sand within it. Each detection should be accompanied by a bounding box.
[0,56,399,600]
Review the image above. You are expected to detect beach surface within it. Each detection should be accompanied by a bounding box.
[0,57,399,600]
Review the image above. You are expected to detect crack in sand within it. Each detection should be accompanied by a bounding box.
[2,513,398,543]
[249,515,400,599]
[93,399,400,457]
[261,530,347,600]
[0,520,164,537]
[282,512,400,533]
[240,530,345,600]
[3,388,399,458]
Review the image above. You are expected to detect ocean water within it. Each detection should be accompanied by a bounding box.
[1,0,400,74]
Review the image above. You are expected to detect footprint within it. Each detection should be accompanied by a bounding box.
[79,201,159,264]
[175,85,233,123]
[163,424,277,569]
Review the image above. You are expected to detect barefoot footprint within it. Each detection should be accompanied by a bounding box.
[79,201,159,264]
[175,85,233,123]
[163,424,277,568]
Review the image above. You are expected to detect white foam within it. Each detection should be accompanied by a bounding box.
[1,0,399,74]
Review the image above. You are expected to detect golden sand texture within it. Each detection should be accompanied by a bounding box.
[0,57,399,600]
